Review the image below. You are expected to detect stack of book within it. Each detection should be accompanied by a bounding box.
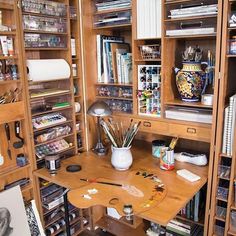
[97,34,132,84]
[169,4,218,19]
[166,219,203,236]
[95,0,131,12]
[178,191,202,223]
[222,93,236,156]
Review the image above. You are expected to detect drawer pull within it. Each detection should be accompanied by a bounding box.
[187,128,197,134]
[143,121,151,128]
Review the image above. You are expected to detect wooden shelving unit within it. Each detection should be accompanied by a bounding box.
[208,0,236,235]
[0,0,34,202]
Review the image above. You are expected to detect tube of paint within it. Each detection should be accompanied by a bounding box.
[7,37,14,56]
[0,36,8,56]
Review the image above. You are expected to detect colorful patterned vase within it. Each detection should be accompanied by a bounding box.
[174,62,206,102]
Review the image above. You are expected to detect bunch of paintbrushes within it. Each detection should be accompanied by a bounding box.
[100,118,141,148]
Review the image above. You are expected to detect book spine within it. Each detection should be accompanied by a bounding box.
[222,106,229,154]
[96,35,102,82]
[117,53,122,83]
[194,191,200,222]
[226,97,234,155]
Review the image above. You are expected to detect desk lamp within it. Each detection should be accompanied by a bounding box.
[87,100,112,156]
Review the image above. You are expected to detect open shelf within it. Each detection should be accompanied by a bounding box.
[34,133,75,147]
[95,82,133,87]
[31,106,72,117]
[175,215,204,227]
[22,11,67,20]
[93,23,132,30]
[0,31,16,35]
[0,80,20,84]
[94,7,131,15]
[0,164,31,178]
[34,120,74,132]
[96,95,133,101]
[24,30,68,35]
[0,2,14,10]
[25,47,68,51]
[165,99,213,109]
[165,15,217,22]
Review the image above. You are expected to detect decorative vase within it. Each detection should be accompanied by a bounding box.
[111,146,133,171]
[174,62,206,102]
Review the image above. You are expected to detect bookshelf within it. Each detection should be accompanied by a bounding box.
[208,0,236,235]
[0,0,34,202]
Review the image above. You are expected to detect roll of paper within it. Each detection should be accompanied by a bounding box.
[27,59,71,82]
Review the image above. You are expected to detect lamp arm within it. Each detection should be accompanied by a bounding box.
[97,116,102,144]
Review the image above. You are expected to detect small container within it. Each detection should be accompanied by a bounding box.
[229,36,236,55]
[152,140,166,158]
[160,148,174,171]
[218,165,231,179]
[45,154,61,175]
[217,186,229,200]
[216,206,227,219]
[72,64,77,77]
[230,211,236,232]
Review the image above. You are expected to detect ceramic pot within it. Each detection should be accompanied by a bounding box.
[111,146,132,171]
[174,62,206,102]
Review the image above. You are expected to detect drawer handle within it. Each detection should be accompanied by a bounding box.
[187,128,197,134]
[143,121,151,128]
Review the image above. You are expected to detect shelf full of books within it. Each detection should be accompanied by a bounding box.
[96,34,133,114]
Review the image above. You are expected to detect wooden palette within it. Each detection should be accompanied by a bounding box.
[68,171,167,217]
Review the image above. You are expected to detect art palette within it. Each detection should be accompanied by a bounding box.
[32,113,67,129]
[35,139,70,159]
[68,171,167,217]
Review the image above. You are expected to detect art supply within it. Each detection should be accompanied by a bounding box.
[16,154,28,167]
[35,139,70,159]
[13,121,24,149]
[169,137,178,150]
[45,154,61,175]
[201,94,214,106]
[4,123,12,160]
[160,148,174,171]
[7,37,14,56]
[152,140,166,158]
[176,169,201,182]
[0,36,8,56]
[80,178,144,197]
[123,204,133,221]
[100,118,141,148]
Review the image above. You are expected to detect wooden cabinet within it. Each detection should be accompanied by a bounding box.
[0,0,34,202]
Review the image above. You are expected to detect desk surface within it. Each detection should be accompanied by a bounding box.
[34,142,208,226]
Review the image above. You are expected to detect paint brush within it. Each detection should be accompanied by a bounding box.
[80,178,122,187]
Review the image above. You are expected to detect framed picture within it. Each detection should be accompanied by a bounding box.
[0,186,31,236]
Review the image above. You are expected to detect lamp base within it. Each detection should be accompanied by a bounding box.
[92,142,107,156]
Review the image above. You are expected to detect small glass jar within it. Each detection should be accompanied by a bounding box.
[152,140,166,158]
[229,36,236,54]
[72,64,77,77]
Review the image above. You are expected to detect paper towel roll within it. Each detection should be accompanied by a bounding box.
[27,59,71,82]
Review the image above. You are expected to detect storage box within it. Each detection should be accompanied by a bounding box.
[217,186,229,200]
[215,225,224,236]
[216,206,227,219]
[218,165,231,179]
[231,211,236,232]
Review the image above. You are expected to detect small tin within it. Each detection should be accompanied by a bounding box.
[152,140,166,158]
[160,148,174,171]
[45,154,61,175]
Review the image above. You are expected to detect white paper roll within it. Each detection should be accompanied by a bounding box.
[27,59,71,82]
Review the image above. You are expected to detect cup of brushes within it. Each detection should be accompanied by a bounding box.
[100,118,141,171]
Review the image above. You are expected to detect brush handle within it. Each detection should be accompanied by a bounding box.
[5,123,10,141]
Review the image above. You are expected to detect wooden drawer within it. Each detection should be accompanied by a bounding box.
[139,119,169,135]
[168,123,211,143]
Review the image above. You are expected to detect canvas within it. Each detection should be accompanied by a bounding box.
[0,186,31,236]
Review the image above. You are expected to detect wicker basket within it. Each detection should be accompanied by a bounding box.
[139,44,161,60]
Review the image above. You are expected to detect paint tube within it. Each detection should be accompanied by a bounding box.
[0,36,8,56]
[7,37,14,56]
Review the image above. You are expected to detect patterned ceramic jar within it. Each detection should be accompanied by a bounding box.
[174,62,206,102]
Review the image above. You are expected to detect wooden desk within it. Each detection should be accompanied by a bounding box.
[34,142,208,227]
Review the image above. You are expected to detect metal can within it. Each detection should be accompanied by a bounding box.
[160,148,175,171]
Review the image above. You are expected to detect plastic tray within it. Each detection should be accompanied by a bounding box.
[217,186,229,200]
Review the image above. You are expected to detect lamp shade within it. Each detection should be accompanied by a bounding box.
[87,100,112,117]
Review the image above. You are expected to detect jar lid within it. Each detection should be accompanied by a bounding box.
[152,140,166,146]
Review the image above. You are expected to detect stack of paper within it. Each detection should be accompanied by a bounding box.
[95,0,131,11]
[169,4,218,19]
